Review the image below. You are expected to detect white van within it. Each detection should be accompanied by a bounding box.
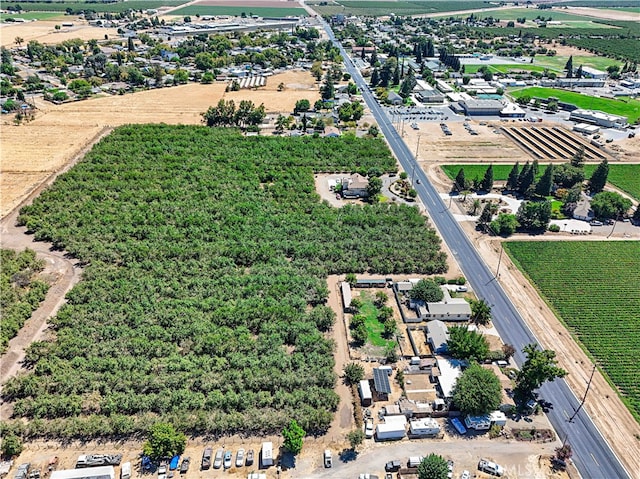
[408,456,424,468]
[120,462,131,479]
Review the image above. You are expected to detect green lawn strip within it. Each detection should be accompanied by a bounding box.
[509,87,640,123]
[171,5,308,17]
[503,241,640,424]
[463,64,552,74]
[359,292,395,348]
[440,164,640,201]
[0,12,64,21]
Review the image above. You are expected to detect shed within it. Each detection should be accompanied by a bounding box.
[260,442,273,467]
[355,278,387,288]
[373,368,392,399]
[426,320,449,354]
[359,380,372,406]
[51,468,115,479]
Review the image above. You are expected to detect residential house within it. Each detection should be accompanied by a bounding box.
[573,194,594,222]
[342,173,369,198]
[426,320,449,354]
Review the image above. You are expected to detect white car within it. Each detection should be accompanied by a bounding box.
[364,419,374,438]
[460,471,470,479]
[235,449,244,468]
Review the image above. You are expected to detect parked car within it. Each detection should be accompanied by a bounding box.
[385,460,401,472]
[478,459,504,477]
[364,418,374,438]
[169,456,179,471]
[157,465,166,479]
[223,451,232,469]
[447,460,454,479]
[235,449,244,468]
[590,220,603,226]
[460,471,470,479]
[245,450,254,467]
[201,448,212,470]
[323,450,332,468]
[213,449,224,469]
[179,458,190,474]
[456,285,468,292]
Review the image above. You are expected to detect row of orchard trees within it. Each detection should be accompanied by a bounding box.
[3,125,448,440]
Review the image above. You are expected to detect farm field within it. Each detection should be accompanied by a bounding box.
[503,241,640,423]
[0,70,320,217]
[0,1,188,12]
[475,7,606,22]
[441,164,640,200]
[2,125,448,439]
[170,4,308,17]
[309,0,492,17]
[509,87,640,123]
[0,20,121,46]
[533,55,621,73]
[0,12,64,21]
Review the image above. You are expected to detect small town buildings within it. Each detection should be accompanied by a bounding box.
[426,320,449,354]
[435,357,464,399]
[569,109,628,129]
[373,367,393,401]
[387,91,404,105]
[410,288,472,321]
[413,80,445,103]
[573,194,594,222]
[409,417,441,436]
[323,126,341,138]
[573,123,600,135]
[580,66,607,79]
[342,173,369,198]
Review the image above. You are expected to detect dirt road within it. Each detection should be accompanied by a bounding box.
[424,163,640,479]
[0,129,111,398]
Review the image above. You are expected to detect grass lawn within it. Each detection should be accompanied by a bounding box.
[359,292,396,348]
[0,12,64,21]
[509,87,640,123]
[171,5,307,17]
[533,55,621,72]
[441,164,640,200]
[464,64,551,75]
[504,241,640,423]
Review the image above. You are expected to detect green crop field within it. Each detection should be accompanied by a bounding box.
[441,164,640,200]
[510,87,640,123]
[533,55,621,73]
[3,125,447,439]
[463,64,551,74]
[309,0,490,17]
[476,8,601,22]
[0,12,64,21]
[504,241,640,423]
[1,1,188,13]
[171,5,307,17]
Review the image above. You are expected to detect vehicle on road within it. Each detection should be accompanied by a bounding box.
[478,459,504,477]
[235,449,244,468]
[416,178,421,184]
[213,449,223,469]
[245,450,254,466]
[323,450,332,468]
[590,220,603,226]
[201,448,212,470]
[223,451,232,469]
[179,458,189,474]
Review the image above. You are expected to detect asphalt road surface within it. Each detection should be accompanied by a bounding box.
[319,20,631,479]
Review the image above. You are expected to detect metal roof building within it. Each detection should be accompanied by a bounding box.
[51,467,114,479]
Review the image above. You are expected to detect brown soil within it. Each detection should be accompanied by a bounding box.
[0,70,319,219]
[1,19,120,47]
[564,6,640,22]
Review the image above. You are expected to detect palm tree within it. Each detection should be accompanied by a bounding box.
[15,36,24,47]
[470,199,481,215]
[471,299,492,326]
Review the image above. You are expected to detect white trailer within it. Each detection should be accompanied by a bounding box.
[409,418,441,436]
[375,422,406,440]
[359,380,372,406]
[260,442,273,467]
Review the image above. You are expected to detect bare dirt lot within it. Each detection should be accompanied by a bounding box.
[0,19,120,47]
[565,6,640,22]
[0,70,319,218]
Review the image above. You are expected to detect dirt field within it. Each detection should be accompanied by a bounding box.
[0,70,319,218]
[565,6,640,22]
[0,19,120,47]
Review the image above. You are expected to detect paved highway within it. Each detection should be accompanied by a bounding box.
[320,20,631,479]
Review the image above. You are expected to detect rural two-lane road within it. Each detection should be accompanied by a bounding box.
[317,18,631,479]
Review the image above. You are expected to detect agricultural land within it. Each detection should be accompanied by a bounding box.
[441,164,640,200]
[1,1,189,13]
[2,125,447,439]
[308,0,492,17]
[504,241,640,423]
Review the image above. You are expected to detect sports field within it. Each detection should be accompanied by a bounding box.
[504,241,640,423]
[533,55,621,73]
[509,87,640,124]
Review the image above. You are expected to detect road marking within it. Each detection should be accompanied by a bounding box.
[591,453,599,467]
[563,409,569,419]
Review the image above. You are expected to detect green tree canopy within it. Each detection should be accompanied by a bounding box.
[347,429,364,450]
[418,454,449,479]
[480,164,494,192]
[470,298,492,325]
[553,163,584,189]
[367,176,383,198]
[588,159,609,194]
[1,433,23,458]
[506,162,520,191]
[534,163,554,197]
[447,326,489,362]
[343,362,365,385]
[515,344,567,399]
[282,419,305,455]
[490,213,518,237]
[452,362,502,415]
[454,168,467,191]
[294,98,310,113]
[591,191,631,219]
[142,423,186,460]
[410,279,444,303]
[516,200,551,232]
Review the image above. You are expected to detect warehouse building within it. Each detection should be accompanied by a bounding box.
[51,467,114,479]
[569,109,628,129]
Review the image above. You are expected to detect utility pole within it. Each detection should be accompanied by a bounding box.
[568,363,597,423]
[415,134,421,161]
[496,242,503,278]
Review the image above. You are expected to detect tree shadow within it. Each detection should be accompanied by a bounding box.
[339,449,359,463]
